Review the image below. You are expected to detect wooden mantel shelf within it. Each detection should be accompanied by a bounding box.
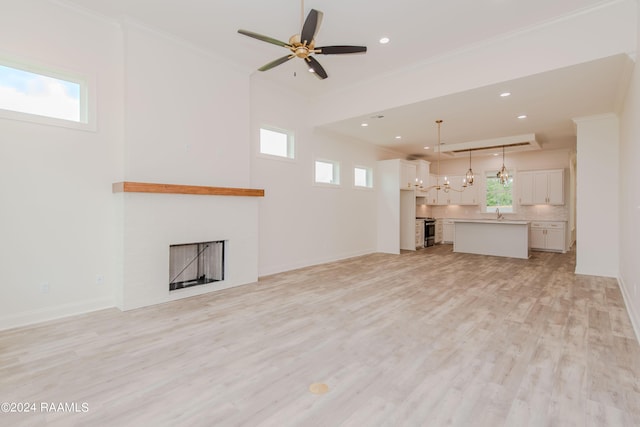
[112,181,264,197]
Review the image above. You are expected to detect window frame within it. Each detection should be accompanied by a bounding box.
[484,169,515,213]
[353,165,374,189]
[314,158,341,187]
[0,56,94,131]
[258,126,295,160]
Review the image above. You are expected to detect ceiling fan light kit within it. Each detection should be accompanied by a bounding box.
[238,7,366,80]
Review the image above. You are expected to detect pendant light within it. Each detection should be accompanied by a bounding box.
[497,145,509,185]
[422,119,466,194]
[465,150,474,186]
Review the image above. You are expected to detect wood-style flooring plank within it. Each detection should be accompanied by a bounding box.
[1,246,639,426]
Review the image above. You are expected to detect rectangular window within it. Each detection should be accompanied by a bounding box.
[0,63,84,123]
[315,159,340,185]
[485,171,514,213]
[260,127,294,159]
[354,166,373,188]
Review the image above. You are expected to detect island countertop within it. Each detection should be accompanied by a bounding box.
[451,219,530,225]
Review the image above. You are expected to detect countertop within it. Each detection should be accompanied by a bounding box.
[451,219,530,225]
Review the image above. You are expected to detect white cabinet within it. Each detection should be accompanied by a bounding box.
[435,219,443,244]
[530,221,566,252]
[545,170,564,205]
[442,219,455,244]
[426,174,477,205]
[400,161,417,190]
[519,169,564,205]
[426,174,439,205]
[460,183,478,205]
[415,220,424,249]
[413,160,430,188]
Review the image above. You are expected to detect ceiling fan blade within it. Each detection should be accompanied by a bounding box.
[300,9,323,45]
[316,45,367,55]
[237,29,290,48]
[258,55,294,71]
[305,56,328,79]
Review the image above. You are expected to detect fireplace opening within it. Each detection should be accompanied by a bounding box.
[169,240,225,291]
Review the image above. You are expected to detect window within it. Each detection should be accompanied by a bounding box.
[0,63,84,123]
[485,171,514,213]
[315,160,340,185]
[354,166,373,188]
[259,127,294,159]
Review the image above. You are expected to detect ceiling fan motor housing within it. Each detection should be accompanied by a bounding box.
[238,8,366,79]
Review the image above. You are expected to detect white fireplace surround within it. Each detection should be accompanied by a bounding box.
[114,189,260,311]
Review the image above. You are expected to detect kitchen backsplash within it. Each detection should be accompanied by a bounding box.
[416,203,570,222]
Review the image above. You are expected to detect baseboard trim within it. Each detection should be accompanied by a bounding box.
[0,297,116,332]
[258,249,376,278]
[618,276,640,342]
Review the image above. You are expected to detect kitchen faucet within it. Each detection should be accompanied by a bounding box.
[496,208,504,220]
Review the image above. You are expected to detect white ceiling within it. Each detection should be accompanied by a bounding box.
[62,0,633,159]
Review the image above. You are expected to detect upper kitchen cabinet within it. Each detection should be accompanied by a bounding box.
[425,175,478,205]
[460,182,478,205]
[518,169,564,205]
[400,161,417,190]
[425,174,439,205]
[413,160,430,190]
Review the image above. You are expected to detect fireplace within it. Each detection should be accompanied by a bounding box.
[169,240,225,291]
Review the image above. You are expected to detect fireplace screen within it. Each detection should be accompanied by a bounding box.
[169,240,225,291]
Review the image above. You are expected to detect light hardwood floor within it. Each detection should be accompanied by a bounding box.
[1,246,640,426]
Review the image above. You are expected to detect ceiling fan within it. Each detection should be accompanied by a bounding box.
[237,6,367,80]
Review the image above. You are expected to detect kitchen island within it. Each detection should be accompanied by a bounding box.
[453,219,530,259]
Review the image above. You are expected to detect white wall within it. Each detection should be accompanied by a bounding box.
[122,24,251,187]
[0,2,258,328]
[250,76,391,276]
[574,115,619,278]
[618,6,640,337]
[0,0,122,328]
[116,24,257,310]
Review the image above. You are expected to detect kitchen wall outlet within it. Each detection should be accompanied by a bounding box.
[96,275,105,285]
[40,282,50,294]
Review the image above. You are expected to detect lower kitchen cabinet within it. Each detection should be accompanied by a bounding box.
[442,219,454,244]
[435,220,443,244]
[415,220,424,249]
[530,221,566,253]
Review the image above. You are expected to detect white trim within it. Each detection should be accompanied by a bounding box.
[258,125,295,160]
[313,158,341,186]
[258,249,376,278]
[0,54,96,132]
[353,164,374,189]
[617,276,640,342]
[0,297,115,332]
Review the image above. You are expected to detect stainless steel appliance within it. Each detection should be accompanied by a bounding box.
[417,217,436,247]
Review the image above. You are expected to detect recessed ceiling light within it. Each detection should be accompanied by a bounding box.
[395,136,402,139]
[379,37,390,44]
[517,114,527,119]
[423,146,430,150]
[361,123,368,127]
[493,153,499,156]
[500,92,511,97]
